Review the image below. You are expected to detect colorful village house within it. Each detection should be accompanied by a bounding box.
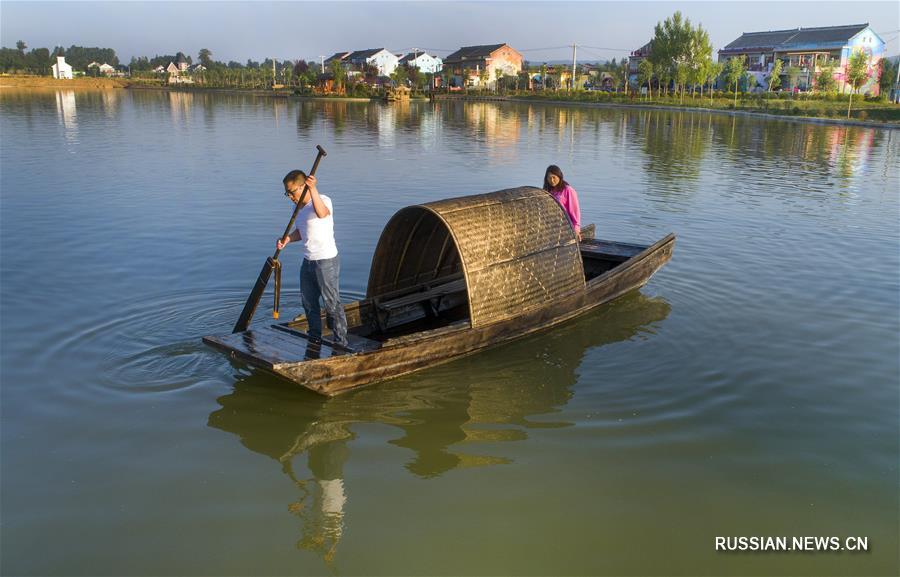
[718,23,886,95]
[628,41,652,89]
[442,43,524,89]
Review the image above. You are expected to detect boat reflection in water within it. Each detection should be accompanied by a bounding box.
[208,291,669,563]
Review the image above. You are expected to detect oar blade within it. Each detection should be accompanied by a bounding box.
[233,257,275,333]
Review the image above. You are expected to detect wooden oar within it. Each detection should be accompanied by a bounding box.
[232,145,327,333]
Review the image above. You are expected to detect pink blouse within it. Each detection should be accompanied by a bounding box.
[548,184,581,232]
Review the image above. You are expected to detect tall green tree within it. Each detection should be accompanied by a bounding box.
[649,11,708,99]
[786,65,802,92]
[198,48,213,68]
[689,25,712,99]
[878,58,896,97]
[675,62,689,102]
[744,71,757,93]
[390,64,407,86]
[638,59,654,99]
[329,59,346,92]
[725,55,746,105]
[815,61,836,93]
[16,40,26,54]
[767,59,783,92]
[409,65,422,90]
[707,61,724,102]
[845,50,870,118]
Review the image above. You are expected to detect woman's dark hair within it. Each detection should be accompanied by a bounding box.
[543,165,568,192]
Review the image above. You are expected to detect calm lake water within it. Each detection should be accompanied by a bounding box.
[1,88,898,576]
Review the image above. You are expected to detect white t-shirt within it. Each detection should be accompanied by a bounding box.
[294,195,338,261]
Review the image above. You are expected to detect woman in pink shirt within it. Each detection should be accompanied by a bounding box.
[542,165,582,241]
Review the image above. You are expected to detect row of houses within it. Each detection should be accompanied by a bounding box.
[629,23,888,95]
[50,56,126,79]
[324,44,525,88]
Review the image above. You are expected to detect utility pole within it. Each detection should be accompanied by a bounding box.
[571,43,577,91]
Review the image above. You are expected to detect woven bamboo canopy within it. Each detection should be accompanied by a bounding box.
[367,187,585,328]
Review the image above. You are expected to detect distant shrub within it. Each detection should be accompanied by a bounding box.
[351,83,371,97]
[792,106,801,115]
[857,111,868,121]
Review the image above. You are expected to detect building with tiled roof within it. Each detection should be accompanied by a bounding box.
[344,48,399,76]
[398,51,443,74]
[442,43,523,88]
[719,23,885,95]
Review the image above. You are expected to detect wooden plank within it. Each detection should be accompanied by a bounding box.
[379,277,467,311]
[202,326,341,369]
[271,324,382,353]
[580,239,647,260]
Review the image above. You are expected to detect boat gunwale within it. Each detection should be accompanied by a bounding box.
[205,231,675,395]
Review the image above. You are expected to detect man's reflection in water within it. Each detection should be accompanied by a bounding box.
[209,292,670,566]
[281,422,351,564]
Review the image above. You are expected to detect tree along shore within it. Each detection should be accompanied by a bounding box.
[5,74,897,126]
[435,90,900,125]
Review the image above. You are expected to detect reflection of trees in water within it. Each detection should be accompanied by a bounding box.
[710,115,879,191]
[637,109,710,193]
[294,100,428,139]
[207,292,669,565]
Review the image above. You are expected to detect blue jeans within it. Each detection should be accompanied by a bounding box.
[300,256,348,346]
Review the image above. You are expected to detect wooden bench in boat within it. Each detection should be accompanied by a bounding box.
[579,239,646,262]
[373,276,468,331]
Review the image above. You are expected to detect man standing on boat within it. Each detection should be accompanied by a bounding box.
[277,171,348,347]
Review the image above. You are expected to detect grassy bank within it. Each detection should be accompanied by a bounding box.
[488,90,900,124]
[0,74,129,89]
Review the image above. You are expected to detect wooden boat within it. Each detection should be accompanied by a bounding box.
[203,187,675,396]
[384,85,411,101]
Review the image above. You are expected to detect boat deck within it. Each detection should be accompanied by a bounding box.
[203,326,380,369]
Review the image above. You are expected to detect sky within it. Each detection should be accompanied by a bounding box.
[2,1,898,64]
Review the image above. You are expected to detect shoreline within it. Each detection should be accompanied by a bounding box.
[434,94,900,129]
[4,76,896,128]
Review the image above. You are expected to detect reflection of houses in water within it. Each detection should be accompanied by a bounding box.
[824,126,875,181]
[168,91,194,125]
[101,90,120,119]
[207,293,669,565]
[272,97,288,129]
[462,103,521,162]
[375,102,398,148]
[55,90,77,139]
[415,105,442,150]
[465,103,520,145]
